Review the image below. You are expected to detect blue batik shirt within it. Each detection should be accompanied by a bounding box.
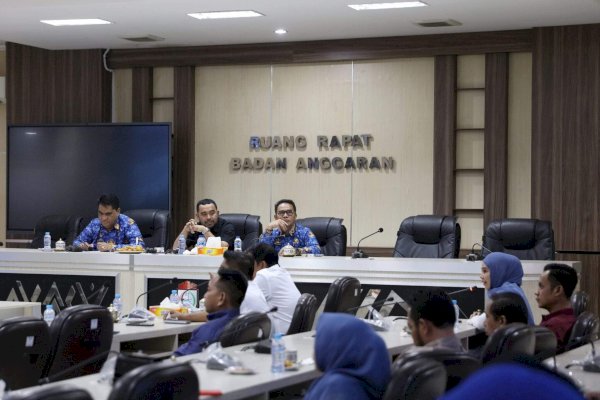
[73,213,145,249]
[173,308,239,356]
[259,222,321,254]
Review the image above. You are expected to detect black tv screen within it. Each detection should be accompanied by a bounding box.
[8,123,171,231]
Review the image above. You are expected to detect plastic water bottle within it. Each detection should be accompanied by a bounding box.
[271,332,286,373]
[178,235,186,255]
[43,304,55,326]
[112,293,123,317]
[43,232,52,251]
[234,236,242,252]
[170,289,180,305]
[452,299,460,330]
[196,233,206,249]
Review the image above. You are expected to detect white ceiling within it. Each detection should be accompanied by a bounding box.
[0,0,599,50]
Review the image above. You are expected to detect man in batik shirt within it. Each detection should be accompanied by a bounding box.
[73,193,144,251]
[259,199,321,255]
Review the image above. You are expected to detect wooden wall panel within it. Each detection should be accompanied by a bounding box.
[433,55,456,215]
[173,66,196,241]
[484,53,509,227]
[532,23,600,316]
[131,67,153,122]
[6,43,111,124]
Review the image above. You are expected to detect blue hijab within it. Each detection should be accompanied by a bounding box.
[484,252,534,324]
[304,313,391,400]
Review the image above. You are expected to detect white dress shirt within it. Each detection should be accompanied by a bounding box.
[240,281,271,315]
[254,264,301,335]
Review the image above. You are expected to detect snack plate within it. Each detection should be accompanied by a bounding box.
[117,250,144,254]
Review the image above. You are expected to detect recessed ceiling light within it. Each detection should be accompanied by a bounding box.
[274,28,287,35]
[25,132,38,135]
[348,2,427,11]
[187,10,264,20]
[40,19,111,26]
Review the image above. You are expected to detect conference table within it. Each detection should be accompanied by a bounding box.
[546,340,600,393]
[0,248,580,323]
[9,318,478,400]
[111,318,202,353]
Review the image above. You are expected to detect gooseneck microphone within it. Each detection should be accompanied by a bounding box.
[466,242,494,261]
[447,286,478,296]
[346,297,394,312]
[135,277,178,307]
[352,228,384,259]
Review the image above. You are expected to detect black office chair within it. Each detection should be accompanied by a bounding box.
[286,293,318,335]
[108,362,199,400]
[0,317,50,390]
[565,311,599,351]
[296,217,347,256]
[483,218,555,260]
[394,348,480,391]
[571,291,589,317]
[30,215,83,248]
[4,384,93,400]
[532,326,558,362]
[323,277,361,315]
[219,312,271,347]
[393,215,461,258]
[43,304,114,382]
[480,323,535,364]
[383,357,447,400]
[123,209,170,248]
[220,213,262,250]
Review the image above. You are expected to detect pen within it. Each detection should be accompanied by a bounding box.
[199,389,223,396]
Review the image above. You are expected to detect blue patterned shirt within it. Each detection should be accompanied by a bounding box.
[259,222,321,254]
[73,213,144,249]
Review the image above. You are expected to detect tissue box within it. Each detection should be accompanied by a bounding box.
[197,247,228,256]
[148,305,183,317]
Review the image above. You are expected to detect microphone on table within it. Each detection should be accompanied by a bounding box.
[352,228,384,259]
[346,297,395,313]
[565,337,600,373]
[135,277,179,308]
[466,242,493,261]
[447,286,478,296]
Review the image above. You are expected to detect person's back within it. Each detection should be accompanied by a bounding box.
[250,243,300,334]
[304,313,391,400]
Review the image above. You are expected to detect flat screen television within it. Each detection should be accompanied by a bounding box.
[7,123,171,231]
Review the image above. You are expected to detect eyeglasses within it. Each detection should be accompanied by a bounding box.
[276,210,295,217]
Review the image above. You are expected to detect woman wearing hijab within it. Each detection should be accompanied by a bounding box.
[304,313,391,400]
[471,252,535,329]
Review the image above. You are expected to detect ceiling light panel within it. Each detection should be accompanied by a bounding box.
[348,2,427,11]
[40,19,111,26]
[187,10,264,20]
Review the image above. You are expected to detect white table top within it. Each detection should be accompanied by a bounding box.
[112,318,202,343]
[547,340,600,392]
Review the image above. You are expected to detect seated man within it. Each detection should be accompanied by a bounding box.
[249,243,301,335]
[304,313,391,400]
[259,199,321,255]
[73,193,144,251]
[174,268,247,356]
[406,289,464,351]
[484,292,530,336]
[170,250,270,322]
[536,263,578,353]
[172,198,235,251]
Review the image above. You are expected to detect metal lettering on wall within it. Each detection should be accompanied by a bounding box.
[0,273,115,312]
[230,135,396,173]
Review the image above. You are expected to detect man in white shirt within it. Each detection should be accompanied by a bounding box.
[250,243,301,335]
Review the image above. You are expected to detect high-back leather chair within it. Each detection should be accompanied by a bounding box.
[532,326,558,362]
[323,276,361,315]
[566,311,599,351]
[4,384,93,400]
[43,304,113,381]
[108,362,199,400]
[286,293,318,335]
[31,215,83,248]
[483,218,555,260]
[296,217,347,256]
[123,209,170,248]
[0,317,50,390]
[480,323,535,364]
[220,213,262,250]
[393,215,461,258]
[383,357,447,400]
[219,312,271,347]
[394,348,480,391]
[571,291,589,317]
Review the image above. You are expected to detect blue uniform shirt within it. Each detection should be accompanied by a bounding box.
[259,222,321,254]
[174,308,239,356]
[73,213,144,249]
